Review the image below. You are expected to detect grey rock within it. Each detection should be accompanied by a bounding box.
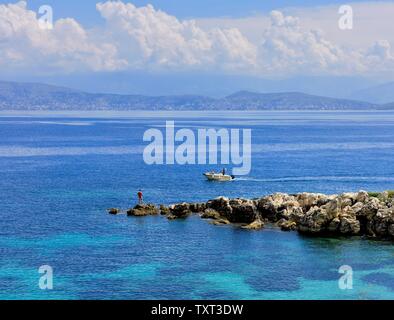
[127,204,159,216]
[107,208,121,215]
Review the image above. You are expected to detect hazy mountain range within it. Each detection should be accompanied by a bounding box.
[0,80,393,111]
[351,82,394,104]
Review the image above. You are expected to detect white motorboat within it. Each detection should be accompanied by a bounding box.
[203,172,234,181]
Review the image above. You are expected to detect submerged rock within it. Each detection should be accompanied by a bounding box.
[210,218,230,226]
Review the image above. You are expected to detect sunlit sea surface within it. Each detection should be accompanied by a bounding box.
[1,111,394,300]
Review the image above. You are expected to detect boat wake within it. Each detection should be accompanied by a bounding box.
[235,176,394,183]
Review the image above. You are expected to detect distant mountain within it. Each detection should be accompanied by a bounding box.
[220,91,375,110]
[383,102,394,109]
[351,81,394,104]
[0,81,215,111]
[30,73,377,98]
[0,80,381,111]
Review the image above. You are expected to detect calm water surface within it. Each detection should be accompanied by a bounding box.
[0,111,394,299]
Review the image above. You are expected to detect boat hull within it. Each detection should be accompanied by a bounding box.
[204,173,233,181]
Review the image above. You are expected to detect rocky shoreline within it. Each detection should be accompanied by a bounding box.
[108,191,394,240]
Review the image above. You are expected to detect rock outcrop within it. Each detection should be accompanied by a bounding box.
[159,204,170,215]
[201,208,221,220]
[167,202,192,219]
[241,219,264,230]
[113,191,394,240]
[127,204,159,216]
[277,219,297,231]
[107,208,121,215]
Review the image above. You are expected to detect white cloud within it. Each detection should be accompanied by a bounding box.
[364,40,394,73]
[0,1,393,78]
[95,1,257,72]
[289,2,394,48]
[0,1,125,73]
[367,40,392,60]
[258,10,350,75]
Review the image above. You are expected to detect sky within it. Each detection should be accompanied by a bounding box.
[0,0,394,96]
[21,0,380,21]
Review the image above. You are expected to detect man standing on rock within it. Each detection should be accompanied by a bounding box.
[137,190,143,204]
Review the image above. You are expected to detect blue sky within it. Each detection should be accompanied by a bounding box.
[8,0,392,25]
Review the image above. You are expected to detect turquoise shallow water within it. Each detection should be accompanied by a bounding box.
[0,111,394,300]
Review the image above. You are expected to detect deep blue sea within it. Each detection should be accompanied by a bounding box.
[1,111,394,300]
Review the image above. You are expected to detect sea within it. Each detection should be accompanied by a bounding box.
[0,110,394,300]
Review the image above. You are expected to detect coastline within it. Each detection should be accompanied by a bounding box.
[0,109,392,118]
[110,191,394,240]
